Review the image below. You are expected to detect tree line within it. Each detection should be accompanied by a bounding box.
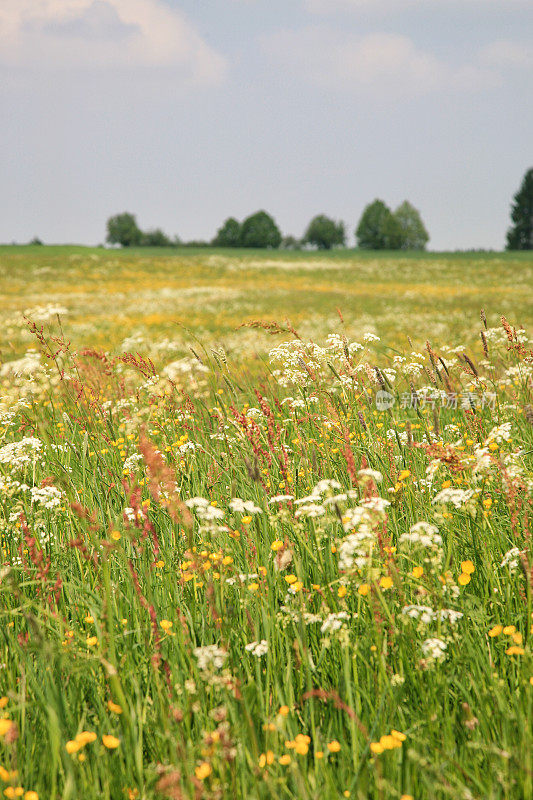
[105,200,429,251]
[104,167,533,251]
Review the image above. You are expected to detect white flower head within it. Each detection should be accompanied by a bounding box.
[245,640,268,657]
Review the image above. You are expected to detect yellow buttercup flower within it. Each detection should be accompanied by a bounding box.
[503,625,516,635]
[76,731,97,746]
[195,762,212,780]
[102,735,120,749]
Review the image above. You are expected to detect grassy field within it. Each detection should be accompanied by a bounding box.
[2,246,532,366]
[0,246,532,800]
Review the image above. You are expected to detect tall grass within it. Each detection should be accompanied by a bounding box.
[0,311,531,800]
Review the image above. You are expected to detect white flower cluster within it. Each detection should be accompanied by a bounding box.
[432,488,474,508]
[398,522,444,567]
[269,334,380,387]
[421,638,447,661]
[338,496,390,571]
[485,423,512,445]
[178,442,197,454]
[124,506,144,523]
[357,468,383,484]
[24,303,69,323]
[399,521,442,549]
[245,640,268,657]
[320,611,350,634]
[229,498,262,514]
[0,350,43,378]
[30,485,63,510]
[193,645,228,671]
[293,479,345,519]
[185,497,224,521]
[162,357,209,383]
[402,605,463,626]
[500,547,521,572]
[226,572,258,586]
[338,529,376,571]
[0,437,43,471]
[268,494,294,504]
[123,453,143,472]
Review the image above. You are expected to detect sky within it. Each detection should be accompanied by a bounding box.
[0,0,532,250]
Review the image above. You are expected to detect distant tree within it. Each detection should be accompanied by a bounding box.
[280,235,302,250]
[304,215,346,250]
[393,201,429,250]
[213,217,242,247]
[29,237,43,246]
[506,168,533,250]
[106,213,142,247]
[141,228,173,247]
[356,200,400,250]
[239,211,282,249]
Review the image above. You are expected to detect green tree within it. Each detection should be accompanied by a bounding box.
[141,228,173,247]
[356,200,401,250]
[506,168,533,250]
[280,235,302,250]
[393,201,429,250]
[106,213,142,247]
[304,214,346,250]
[213,217,242,247]
[239,211,282,249]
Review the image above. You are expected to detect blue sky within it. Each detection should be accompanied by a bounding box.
[0,0,532,249]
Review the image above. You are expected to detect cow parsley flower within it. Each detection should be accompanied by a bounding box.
[245,640,268,657]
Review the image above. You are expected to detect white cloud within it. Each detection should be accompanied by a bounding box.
[479,40,533,69]
[0,0,227,84]
[263,28,496,98]
[306,0,528,11]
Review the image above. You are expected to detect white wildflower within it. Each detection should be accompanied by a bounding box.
[193,645,228,671]
[500,547,521,572]
[320,612,350,634]
[421,638,447,661]
[245,640,268,657]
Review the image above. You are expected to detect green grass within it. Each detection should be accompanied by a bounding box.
[0,246,531,799]
[1,245,532,367]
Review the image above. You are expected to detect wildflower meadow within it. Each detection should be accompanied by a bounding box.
[0,248,532,800]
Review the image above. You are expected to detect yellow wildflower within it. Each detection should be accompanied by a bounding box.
[102,735,120,749]
[195,762,212,780]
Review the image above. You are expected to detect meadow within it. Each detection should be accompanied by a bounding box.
[0,246,532,800]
